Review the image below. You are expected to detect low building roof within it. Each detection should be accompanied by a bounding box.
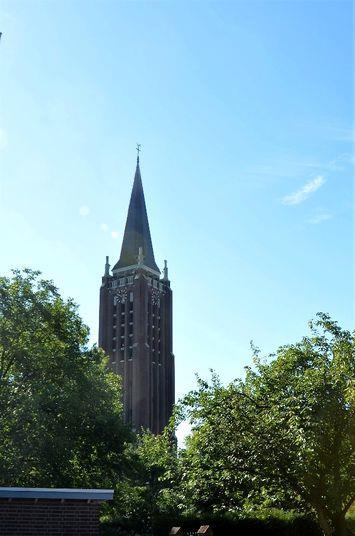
[0,487,114,501]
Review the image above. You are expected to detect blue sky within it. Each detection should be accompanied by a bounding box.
[0,1,353,410]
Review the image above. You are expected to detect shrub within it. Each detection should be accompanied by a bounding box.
[101,509,323,536]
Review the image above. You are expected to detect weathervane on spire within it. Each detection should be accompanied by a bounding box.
[136,143,141,163]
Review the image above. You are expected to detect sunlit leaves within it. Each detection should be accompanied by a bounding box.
[0,269,130,488]
[177,314,354,534]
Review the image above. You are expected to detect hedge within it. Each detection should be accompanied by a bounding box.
[101,509,326,536]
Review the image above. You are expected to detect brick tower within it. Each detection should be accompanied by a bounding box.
[99,155,174,434]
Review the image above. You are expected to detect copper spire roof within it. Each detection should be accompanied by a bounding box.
[113,158,160,274]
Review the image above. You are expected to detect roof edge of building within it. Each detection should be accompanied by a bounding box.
[0,487,114,501]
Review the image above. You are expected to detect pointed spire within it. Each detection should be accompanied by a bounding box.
[113,156,160,274]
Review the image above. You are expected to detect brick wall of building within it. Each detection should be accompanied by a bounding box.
[0,498,101,535]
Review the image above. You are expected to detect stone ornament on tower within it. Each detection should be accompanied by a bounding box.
[137,246,144,266]
[104,256,110,277]
[163,259,169,281]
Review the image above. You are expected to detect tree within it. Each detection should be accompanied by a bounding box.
[0,269,131,488]
[178,373,291,515]
[104,428,180,534]
[179,314,354,536]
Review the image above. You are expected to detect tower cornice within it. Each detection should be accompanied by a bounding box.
[112,263,161,278]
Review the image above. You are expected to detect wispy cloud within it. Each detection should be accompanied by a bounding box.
[307,212,333,225]
[295,121,354,143]
[325,126,354,143]
[100,223,109,232]
[282,175,325,205]
[245,159,324,183]
[327,152,355,171]
[79,205,90,216]
[247,151,354,183]
[111,230,119,239]
[0,128,8,151]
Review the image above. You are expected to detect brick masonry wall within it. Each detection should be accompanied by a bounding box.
[0,499,102,535]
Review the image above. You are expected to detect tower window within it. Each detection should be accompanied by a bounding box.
[129,291,134,302]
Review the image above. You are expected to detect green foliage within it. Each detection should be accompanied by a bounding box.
[101,314,354,536]
[101,509,324,536]
[0,269,131,488]
[245,314,354,535]
[102,428,180,534]
[1,272,353,536]
[177,314,354,536]
[176,373,299,514]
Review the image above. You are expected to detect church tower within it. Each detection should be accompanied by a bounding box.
[99,155,174,434]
